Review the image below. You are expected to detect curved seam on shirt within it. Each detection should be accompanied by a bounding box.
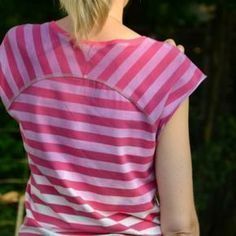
[7,73,156,130]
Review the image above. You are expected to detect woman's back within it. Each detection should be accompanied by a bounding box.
[0,1,206,235]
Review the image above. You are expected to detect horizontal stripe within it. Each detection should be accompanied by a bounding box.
[30,164,156,193]
[30,166,155,197]
[29,153,153,182]
[13,107,154,135]
[28,180,160,219]
[23,141,152,168]
[22,130,154,158]
[22,121,154,149]
[14,92,147,122]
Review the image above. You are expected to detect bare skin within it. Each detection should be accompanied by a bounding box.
[56,0,184,52]
[57,1,199,235]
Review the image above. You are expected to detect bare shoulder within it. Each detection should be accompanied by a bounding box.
[121,24,143,38]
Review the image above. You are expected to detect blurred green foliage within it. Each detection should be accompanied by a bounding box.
[0,0,235,235]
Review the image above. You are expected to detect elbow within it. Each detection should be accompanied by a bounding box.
[161,217,199,236]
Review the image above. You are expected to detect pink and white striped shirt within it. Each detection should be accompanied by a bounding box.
[0,21,207,235]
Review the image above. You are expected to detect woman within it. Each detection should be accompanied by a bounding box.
[0,0,206,235]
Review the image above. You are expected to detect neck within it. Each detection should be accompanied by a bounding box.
[57,0,127,37]
[109,0,126,24]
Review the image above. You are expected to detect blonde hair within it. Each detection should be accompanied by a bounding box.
[59,0,113,42]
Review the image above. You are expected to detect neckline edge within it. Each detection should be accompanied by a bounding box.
[49,20,147,45]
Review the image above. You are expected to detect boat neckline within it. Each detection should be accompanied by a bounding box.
[49,20,147,45]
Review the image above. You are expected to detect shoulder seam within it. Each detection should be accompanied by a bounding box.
[7,73,156,129]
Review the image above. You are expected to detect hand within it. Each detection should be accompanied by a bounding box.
[165,38,185,53]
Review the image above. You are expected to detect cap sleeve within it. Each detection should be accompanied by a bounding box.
[0,27,17,110]
[157,47,207,135]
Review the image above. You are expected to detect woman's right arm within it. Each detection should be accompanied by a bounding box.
[155,97,200,236]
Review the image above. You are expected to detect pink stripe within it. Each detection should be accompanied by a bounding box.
[56,37,83,76]
[0,87,10,108]
[48,76,110,90]
[24,142,152,173]
[0,66,14,100]
[89,44,126,81]
[167,66,204,105]
[24,25,43,76]
[99,42,143,83]
[48,27,71,73]
[29,168,156,207]
[13,101,153,133]
[16,110,153,142]
[34,78,129,102]
[29,153,153,184]
[16,26,36,79]
[25,201,128,233]
[15,94,147,125]
[122,43,170,98]
[146,55,191,118]
[22,120,154,148]
[29,171,155,213]
[41,23,61,73]
[0,43,19,98]
[29,188,127,224]
[108,39,153,86]
[159,72,206,130]
[21,133,153,165]
[134,45,180,113]
[33,24,52,75]
[3,30,25,92]
[23,129,153,158]
[24,85,138,111]
[87,44,115,73]
[117,41,162,90]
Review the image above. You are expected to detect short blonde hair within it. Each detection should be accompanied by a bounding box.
[59,0,113,42]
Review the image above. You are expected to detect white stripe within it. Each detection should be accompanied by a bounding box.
[0,87,10,108]
[89,44,126,78]
[24,24,44,76]
[162,68,206,118]
[23,129,154,156]
[138,48,184,106]
[26,192,116,227]
[14,109,155,141]
[169,60,199,92]
[24,143,152,173]
[118,216,141,227]
[34,79,129,101]
[148,52,186,123]
[30,185,120,225]
[0,45,19,95]
[15,92,149,122]
[107,39,153,85]
[57,35,83,76]
[8,26,31,85]
[41,23,62,73]
[123,43,171,96]
[30,166,155,192]
[139,225,162,235]
[18,225,42,235]
[30,175,155,218]
[19,224,58,236]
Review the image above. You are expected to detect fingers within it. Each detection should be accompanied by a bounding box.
[177,44,185,53]
[165,38,185,53]
[165,38,176,46]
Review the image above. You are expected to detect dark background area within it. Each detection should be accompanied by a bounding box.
[0,0,235,235]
